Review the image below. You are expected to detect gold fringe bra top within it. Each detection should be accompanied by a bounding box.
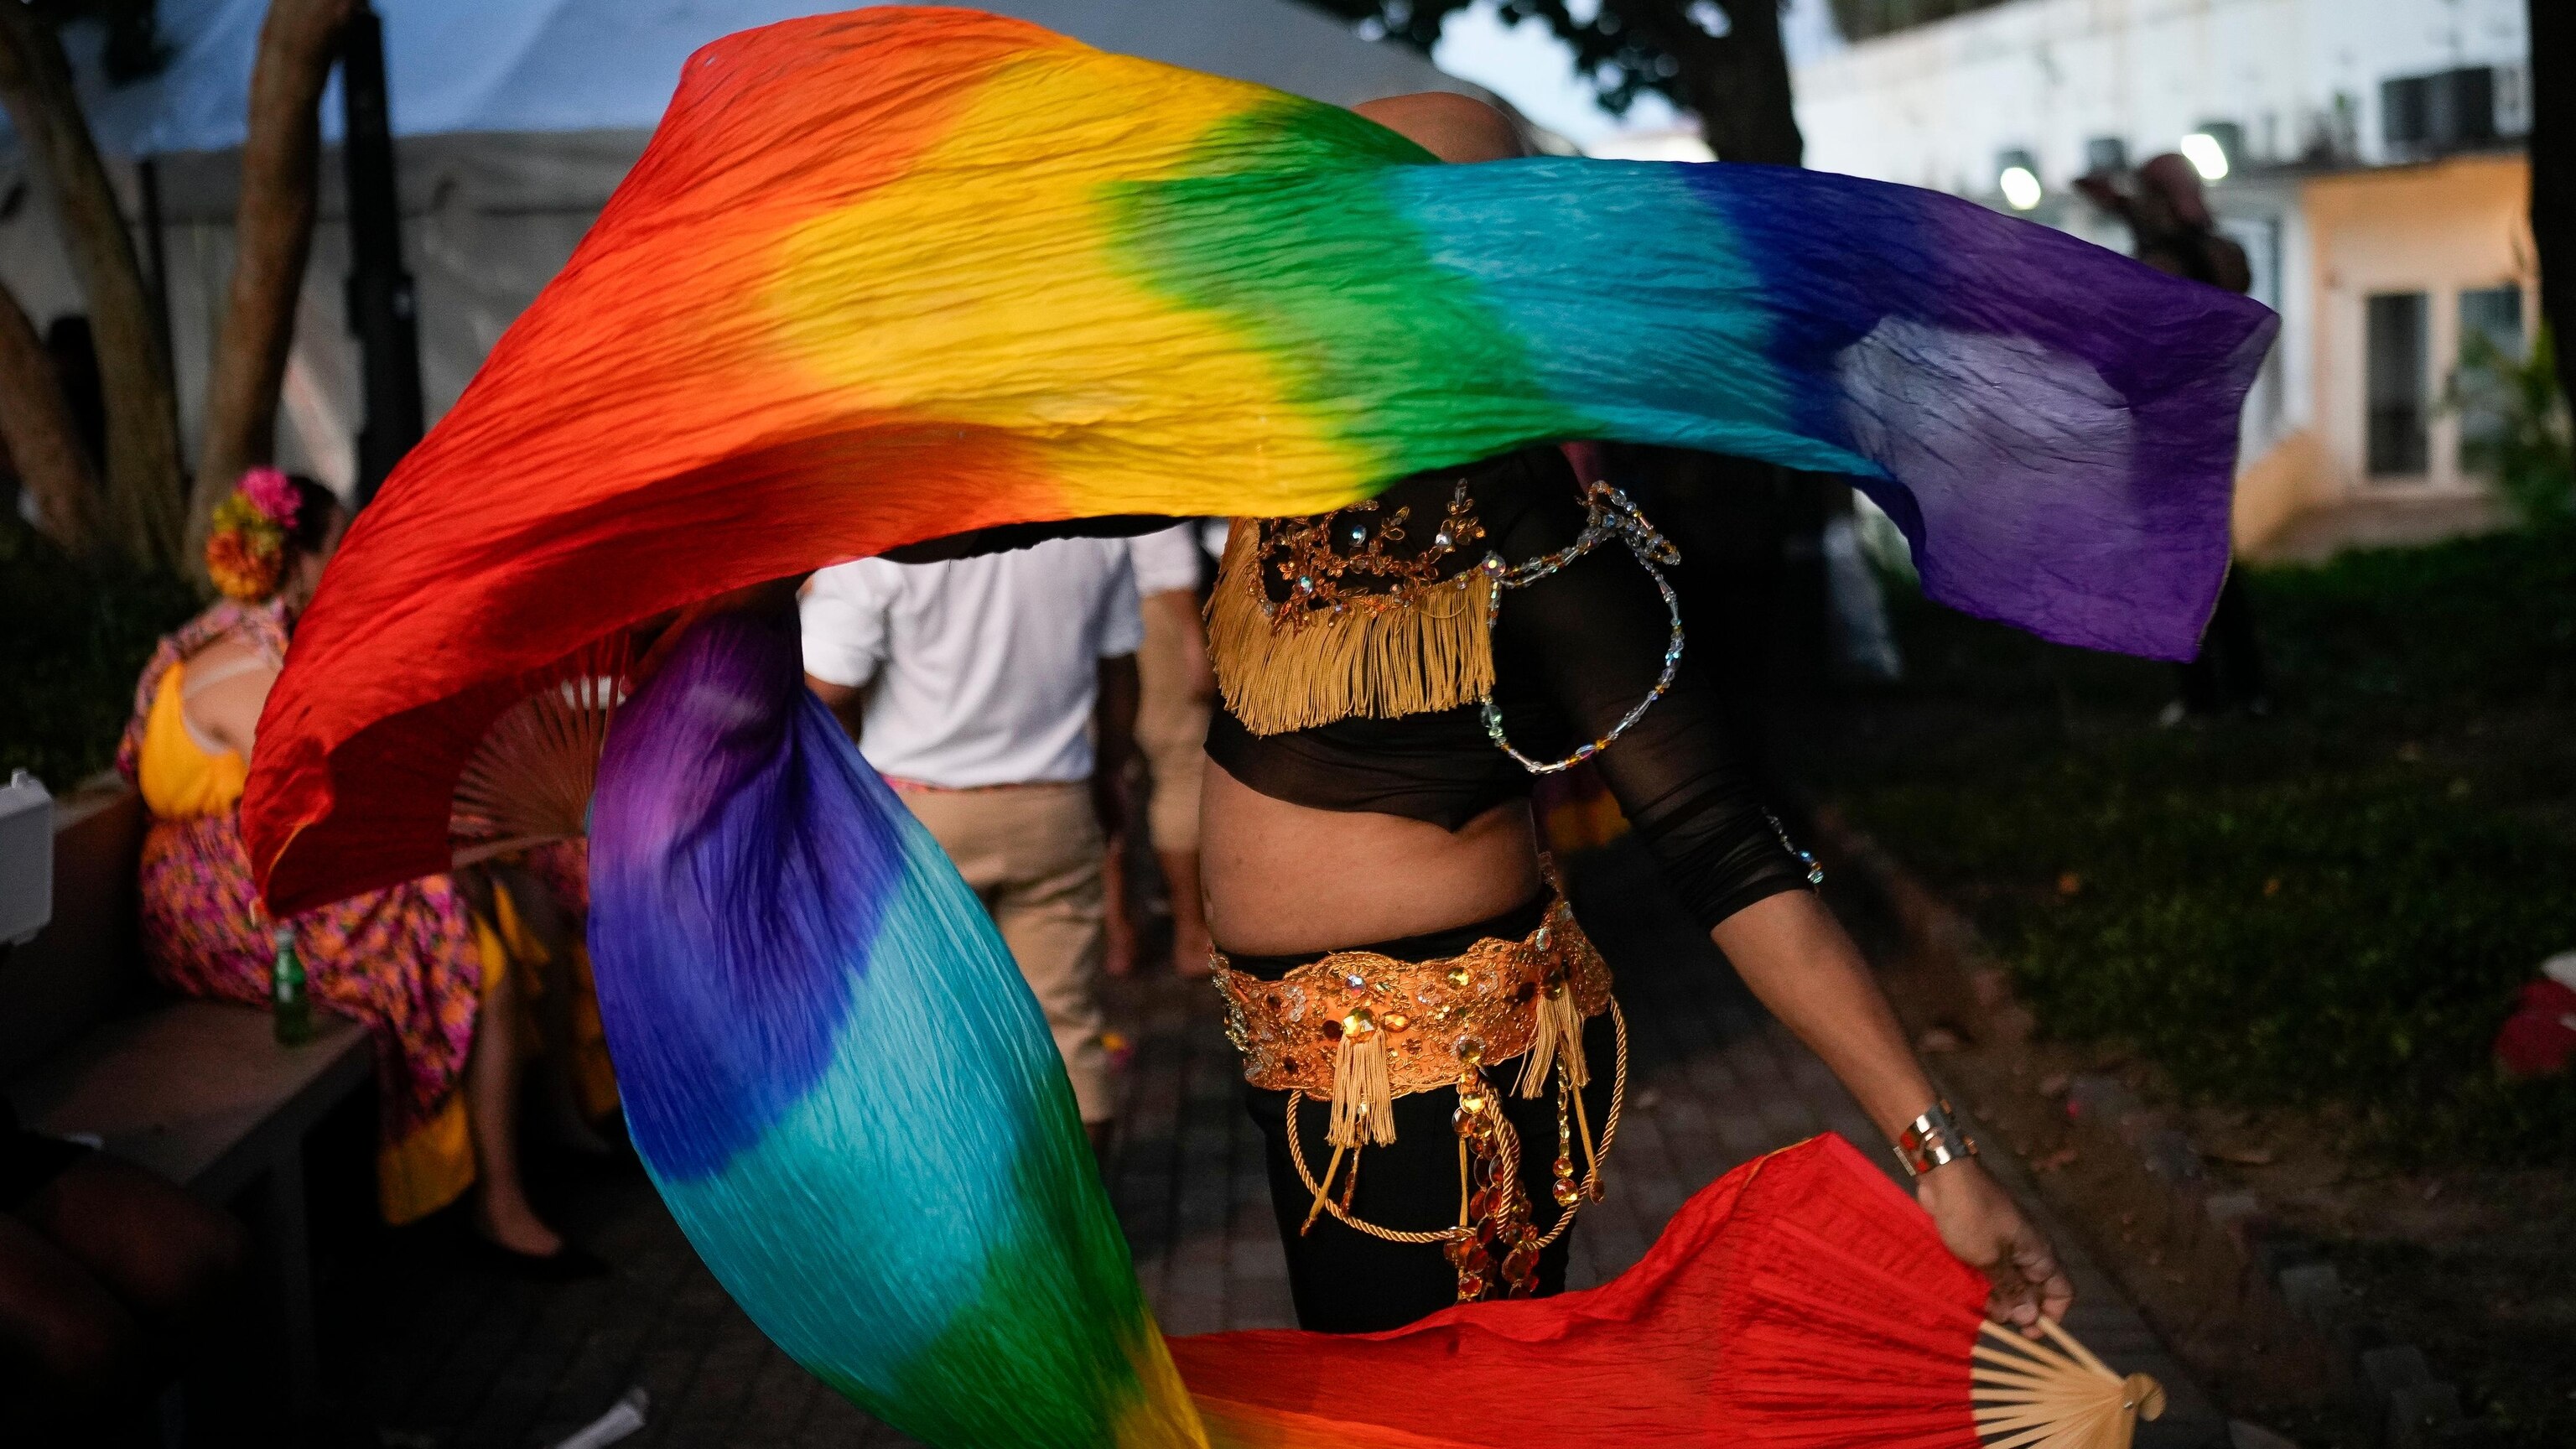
[1202,444,1821,933]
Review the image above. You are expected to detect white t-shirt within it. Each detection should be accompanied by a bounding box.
[801,538,1144,787]
[1128,522,1204,599]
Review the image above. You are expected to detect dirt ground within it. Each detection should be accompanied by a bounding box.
[1793,538,2576,1445]
[2179,1091,2576,1442]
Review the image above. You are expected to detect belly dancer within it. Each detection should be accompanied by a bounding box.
[1199,94,2071,1336]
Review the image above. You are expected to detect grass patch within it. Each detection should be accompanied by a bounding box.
[1,513,198,791]
[1822,522,2576,1161]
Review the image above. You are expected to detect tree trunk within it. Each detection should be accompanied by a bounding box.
[2531,0,2573,419]
[1608,0,1804,166]
[0,275,101,555]
[0,4,187,573]
[190,0,355,565]
[1603,0,1822,712]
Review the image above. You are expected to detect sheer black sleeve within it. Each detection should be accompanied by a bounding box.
[1483,449,1815,931]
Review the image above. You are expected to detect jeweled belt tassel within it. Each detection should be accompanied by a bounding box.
[1328,1006,1397,1148]
[1515,968,1588,1098]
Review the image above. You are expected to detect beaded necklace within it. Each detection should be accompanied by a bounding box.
[1474,481,1685,774]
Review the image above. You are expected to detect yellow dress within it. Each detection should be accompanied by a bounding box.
[138,660,498,1223]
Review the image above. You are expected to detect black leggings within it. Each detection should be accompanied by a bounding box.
[1229,899,1618,1333]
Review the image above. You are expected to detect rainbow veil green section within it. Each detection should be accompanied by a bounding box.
[235,8,2283,1446]
[245,4,2272,914]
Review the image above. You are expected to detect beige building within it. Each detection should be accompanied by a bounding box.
[1793,0,2537,561]
[2230,153,2533,558]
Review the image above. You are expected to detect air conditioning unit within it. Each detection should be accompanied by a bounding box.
[2495,62,2532,138]
[0,771,52,947]
[2381,66,2500,154]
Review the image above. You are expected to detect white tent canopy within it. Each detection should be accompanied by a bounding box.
[3,1,1486,493]
[62,0,1483,153]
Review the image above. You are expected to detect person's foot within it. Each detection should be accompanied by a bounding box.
[467,1197,608,1280]
[472,1193,564,1260]
[467,1234,611,1282]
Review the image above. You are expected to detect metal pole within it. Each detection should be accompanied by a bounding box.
[340,1,422,506]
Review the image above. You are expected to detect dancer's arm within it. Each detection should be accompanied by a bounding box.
[1483,457,2074,1329]
[1714,890,2075,1332]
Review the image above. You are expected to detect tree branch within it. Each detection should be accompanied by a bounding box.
[0,273,101,556]
[0,3,186,573]
[1603,0,1801,164]
[190,0,354,564]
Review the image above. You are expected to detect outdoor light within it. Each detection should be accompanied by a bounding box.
[2179,130,2231,181]
[1998,164,2043,210]
[1994,148,2044,210]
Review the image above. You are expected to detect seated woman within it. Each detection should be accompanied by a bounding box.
[117,468,597,1273]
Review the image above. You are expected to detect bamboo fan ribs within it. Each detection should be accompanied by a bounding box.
[1972,1318,2166,1449]
[449,635,631,866]
[1697,1139,2168,1449]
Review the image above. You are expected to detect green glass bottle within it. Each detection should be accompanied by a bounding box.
[271,924,314,1046]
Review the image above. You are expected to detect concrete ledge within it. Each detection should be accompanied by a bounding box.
[0,776,147,1078]
[10,1000,370,1203]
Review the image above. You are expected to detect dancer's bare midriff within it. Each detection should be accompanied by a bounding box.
[1199,756,1543,957]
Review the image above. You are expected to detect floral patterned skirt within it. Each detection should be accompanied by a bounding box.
[138,811,489,1219]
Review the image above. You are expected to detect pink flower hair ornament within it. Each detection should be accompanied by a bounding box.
[236,465,303,527]
[205,466,301,602]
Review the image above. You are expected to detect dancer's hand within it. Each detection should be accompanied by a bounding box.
[1917,1158,2074,1336]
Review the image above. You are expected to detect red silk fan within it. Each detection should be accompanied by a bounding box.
[1171,1133,2163,1449]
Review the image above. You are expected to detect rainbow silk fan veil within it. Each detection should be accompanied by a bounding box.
[242,8,2272,1446]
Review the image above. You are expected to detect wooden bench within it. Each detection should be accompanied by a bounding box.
[1,779,371,1420]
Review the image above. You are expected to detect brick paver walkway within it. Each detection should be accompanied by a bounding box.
[346,841,2223,1447]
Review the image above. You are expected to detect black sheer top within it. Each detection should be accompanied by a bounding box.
[1206,446,1815,931]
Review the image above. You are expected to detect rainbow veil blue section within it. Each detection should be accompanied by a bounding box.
[586,600,1206,1446]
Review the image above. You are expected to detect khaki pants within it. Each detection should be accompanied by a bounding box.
[898,781,1113,1124]
[1135,601,1212,854]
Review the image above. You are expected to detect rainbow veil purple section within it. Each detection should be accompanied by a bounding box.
[278,13,2298,1447]
[247,8,2285,917]
[589,602,1205,1446]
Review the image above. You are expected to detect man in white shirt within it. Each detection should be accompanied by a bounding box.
[801,538,1141,1142]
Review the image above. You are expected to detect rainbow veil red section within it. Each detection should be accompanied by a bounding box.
[1176,1133,1992,1447]
[242,6,2272,914]
[236,8,2249,1443]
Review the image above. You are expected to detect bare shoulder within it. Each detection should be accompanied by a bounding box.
[183,628,279,680]
[179,626,283,756]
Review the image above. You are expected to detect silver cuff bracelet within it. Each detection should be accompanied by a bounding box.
[1894,1099,1978,1177]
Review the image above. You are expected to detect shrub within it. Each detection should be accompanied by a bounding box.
[2453,322,2573,529]
[1840,524,2576,1161]
[0,512,197,791]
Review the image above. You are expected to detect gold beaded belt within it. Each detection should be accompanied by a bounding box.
[1213,897,1611,1124]
[1209,897,1626,1302]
